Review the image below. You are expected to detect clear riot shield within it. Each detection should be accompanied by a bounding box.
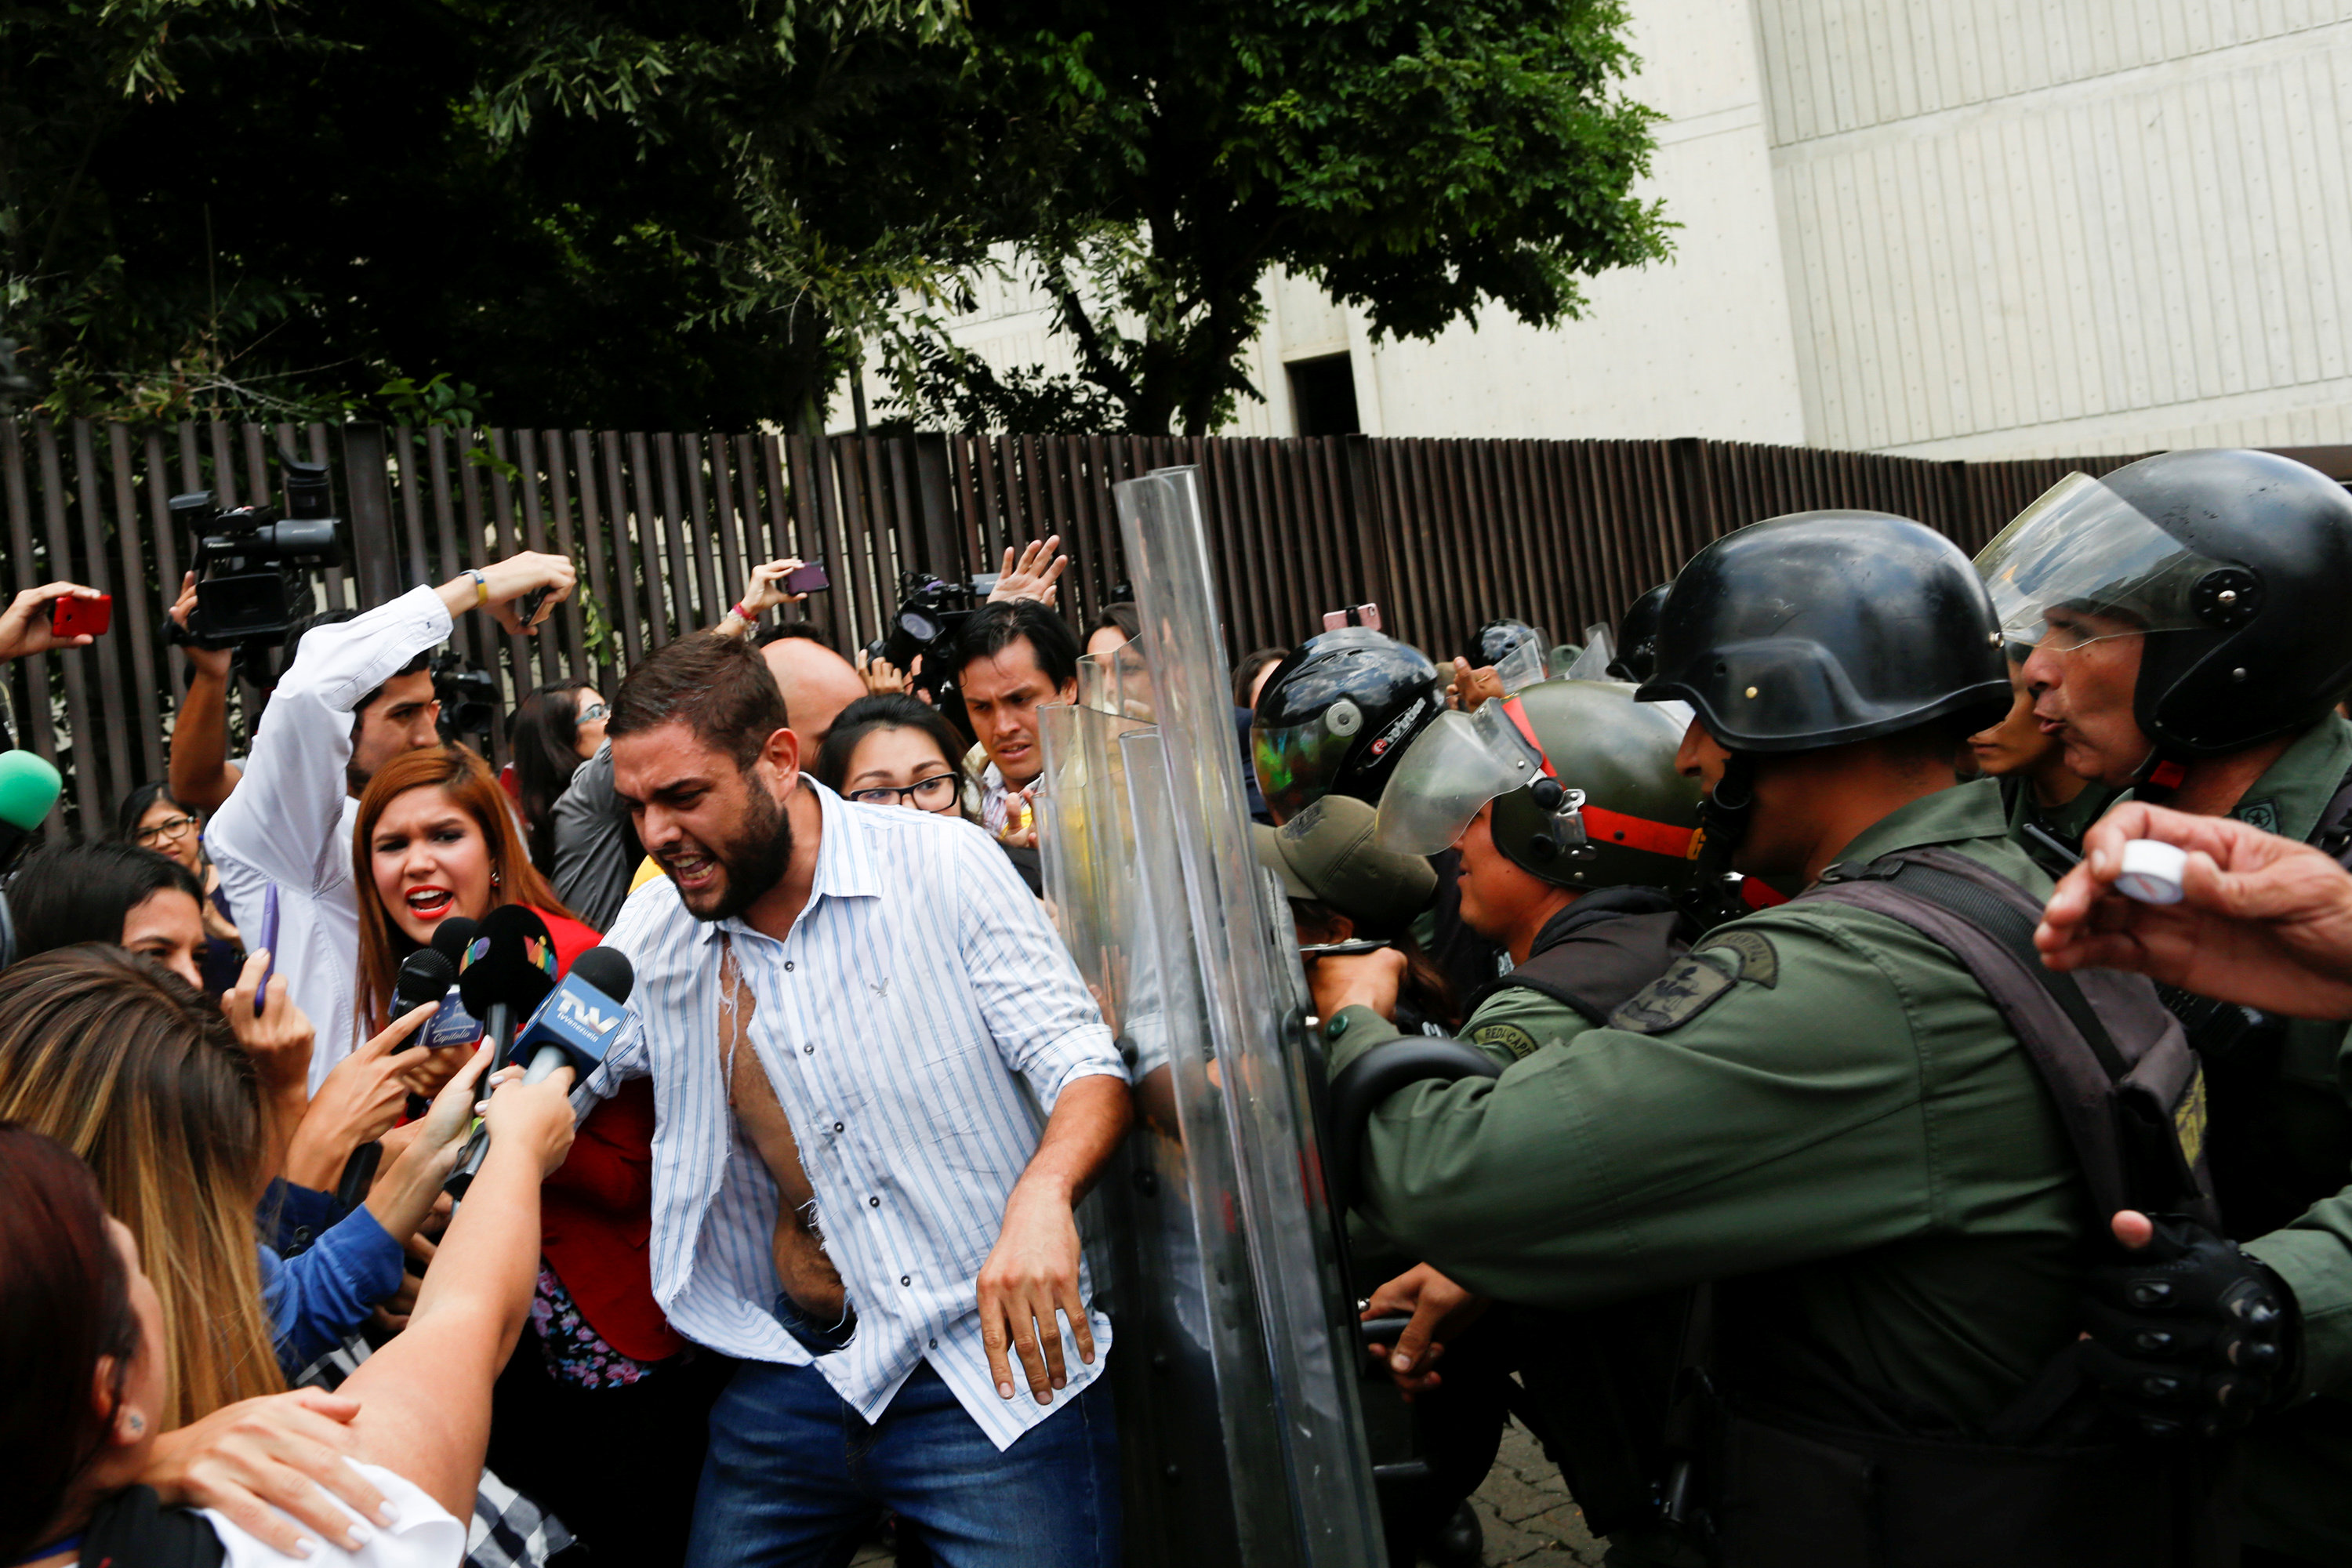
[1038,467,1384,1568]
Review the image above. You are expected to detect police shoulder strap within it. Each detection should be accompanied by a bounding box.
[1802,847,2218,1235]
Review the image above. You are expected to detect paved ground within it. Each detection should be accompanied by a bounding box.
[847,1418,1601,1566]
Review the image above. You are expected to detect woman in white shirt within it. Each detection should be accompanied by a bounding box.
[0,1058,575,1567]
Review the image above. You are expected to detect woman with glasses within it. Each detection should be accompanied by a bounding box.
[814,694,976,819]
[114,780,242,994]
[506,678,611,876]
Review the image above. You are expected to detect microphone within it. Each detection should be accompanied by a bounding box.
[444,908,568,1198]
[430,915,478,970]
[389,949,456,1041]
[445,946,632,1198]
[0,751,61,970]
[456,906,558,1061]
[0,750,62,875]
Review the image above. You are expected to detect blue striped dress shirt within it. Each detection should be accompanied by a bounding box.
[583,781,1125,1450]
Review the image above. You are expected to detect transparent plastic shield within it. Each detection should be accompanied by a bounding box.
[1493,637,1549,694]
[1111,466,1385,1568]
[1374,702,1547,854]
[1976,473,2234,648]
[1562,624,1617,682]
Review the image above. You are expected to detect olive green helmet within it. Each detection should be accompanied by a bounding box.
[1375,677,1704,892]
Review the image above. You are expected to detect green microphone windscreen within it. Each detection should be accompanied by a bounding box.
[0,752,64,832]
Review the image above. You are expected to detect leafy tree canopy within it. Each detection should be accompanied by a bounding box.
[2,0,1668,434]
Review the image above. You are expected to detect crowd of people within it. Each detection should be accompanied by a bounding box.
[2,448,2352,1568]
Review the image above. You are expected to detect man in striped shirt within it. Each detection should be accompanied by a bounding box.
[590,631,1132,1568]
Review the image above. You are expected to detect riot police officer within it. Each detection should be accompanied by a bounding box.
[1339,676,1706,1557]
[1606,583,1671,684]
[1983,449,2352,1565]
[1316,511,2223,1566]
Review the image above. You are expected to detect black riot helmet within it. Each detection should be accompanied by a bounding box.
[1464,619,1547,673]
[1976,450,2352,758]
[1606,584,1671,683]
[1252,628,1445,825]
[1637,511,2010,753]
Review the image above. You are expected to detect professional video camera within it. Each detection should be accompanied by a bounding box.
[431,652,501,745]
[166,456,344,652]
[866,570,983,704]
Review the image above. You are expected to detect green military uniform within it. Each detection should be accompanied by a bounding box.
[1325,779,2086,1432]
[2005,774,2124,848]
[2194,713,2352,1562]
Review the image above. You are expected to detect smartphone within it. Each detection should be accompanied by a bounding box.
[784,561,830,595]
[254,885,281,1016]
[49,593,111,639]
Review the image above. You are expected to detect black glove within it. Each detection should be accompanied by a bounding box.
[2079,1214,2296,1438]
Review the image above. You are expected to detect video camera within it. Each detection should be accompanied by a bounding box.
[166,456,344,652]
[431,652,501,744]
[866,570,983,704]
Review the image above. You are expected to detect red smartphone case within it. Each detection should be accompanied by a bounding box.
[50,594,111,638]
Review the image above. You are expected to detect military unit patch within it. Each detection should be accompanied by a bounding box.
[1608,953,1737,1034]
[1698,930,1779,989]
[1469,1021,1544,1061]
[2234,798,2280,835]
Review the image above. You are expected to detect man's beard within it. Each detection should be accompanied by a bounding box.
[682,782,793,923]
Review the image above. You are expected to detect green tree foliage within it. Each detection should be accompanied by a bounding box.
[902,0,1674,434]
[3,0,1667,436]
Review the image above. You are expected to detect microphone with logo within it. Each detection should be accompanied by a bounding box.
[444,944,633,1198]
[0,751,64,968]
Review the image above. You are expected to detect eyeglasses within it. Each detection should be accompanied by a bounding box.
[848,772,961,811]
[134,814,197,846]
[577,702,609,723]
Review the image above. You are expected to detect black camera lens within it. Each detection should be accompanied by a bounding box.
[282,459,334,521]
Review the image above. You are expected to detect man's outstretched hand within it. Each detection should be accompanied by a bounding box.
[2035,802,2352,1019]
[988,536,1068,608]
[0,580,103,661]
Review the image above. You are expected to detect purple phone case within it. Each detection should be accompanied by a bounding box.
[255,886,281,1015]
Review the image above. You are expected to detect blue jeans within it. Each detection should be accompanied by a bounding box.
[684,1359,1121,1568]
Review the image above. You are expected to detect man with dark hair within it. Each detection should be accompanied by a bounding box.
[202,550,575,1080]
[952,601,1082,844]
[597,630,1131,1567]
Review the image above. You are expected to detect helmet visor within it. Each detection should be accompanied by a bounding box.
[1976,474,2238,651]
[1374,702,1545,855]
[1254,711,1360,824]
[1494,638,1550,694]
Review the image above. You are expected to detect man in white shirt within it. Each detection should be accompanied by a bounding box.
[955,601,1082,849]
[593,631,1132,1568]
[202,554,575,1082]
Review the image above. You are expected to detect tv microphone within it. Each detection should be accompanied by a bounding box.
[456,906,557,1060]
[445,946,631,1198]
[445,907,563,1197]
[389,949,456,1038]
[0,751,62,876]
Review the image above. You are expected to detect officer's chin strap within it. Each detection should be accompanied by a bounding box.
[1680,753,1761,931]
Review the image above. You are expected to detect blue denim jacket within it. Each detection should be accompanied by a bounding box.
[256,1195,405,1374]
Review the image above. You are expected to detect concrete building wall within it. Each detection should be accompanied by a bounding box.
[1762,0,2352,457]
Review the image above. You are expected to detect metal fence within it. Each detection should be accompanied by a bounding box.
[0,418,2152,834]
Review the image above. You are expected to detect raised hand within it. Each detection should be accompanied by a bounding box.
[0,580,103,660]
[989,536,1068,608]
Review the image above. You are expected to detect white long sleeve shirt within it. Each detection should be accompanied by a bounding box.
[205,586,454,1087]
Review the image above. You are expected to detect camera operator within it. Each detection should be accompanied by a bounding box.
[953,601,1082,850]
[203,554,575,1080]
[165,570,245,813]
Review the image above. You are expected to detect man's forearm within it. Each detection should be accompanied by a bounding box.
[169,666,241,812]
[1011,1073,1131,1205]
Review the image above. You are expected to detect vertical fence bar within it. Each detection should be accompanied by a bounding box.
[106,426,165,785]
[1,423,58,788]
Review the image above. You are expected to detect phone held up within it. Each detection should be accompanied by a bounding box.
[49,593,111,640]
[784,561,830,596]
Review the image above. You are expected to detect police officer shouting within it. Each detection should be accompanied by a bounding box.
[1316,512,2220,1566]
[1982,449,2352,1566]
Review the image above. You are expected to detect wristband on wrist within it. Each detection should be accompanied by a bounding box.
[731,601,755,622]
[470,568,489,607]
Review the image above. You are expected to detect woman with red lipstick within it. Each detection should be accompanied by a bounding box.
[351,745,721,1566]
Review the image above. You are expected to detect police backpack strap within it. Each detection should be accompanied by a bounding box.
[1803,846,2217,1232]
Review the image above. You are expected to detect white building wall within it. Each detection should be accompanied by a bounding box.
[1761,0,2352,456]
